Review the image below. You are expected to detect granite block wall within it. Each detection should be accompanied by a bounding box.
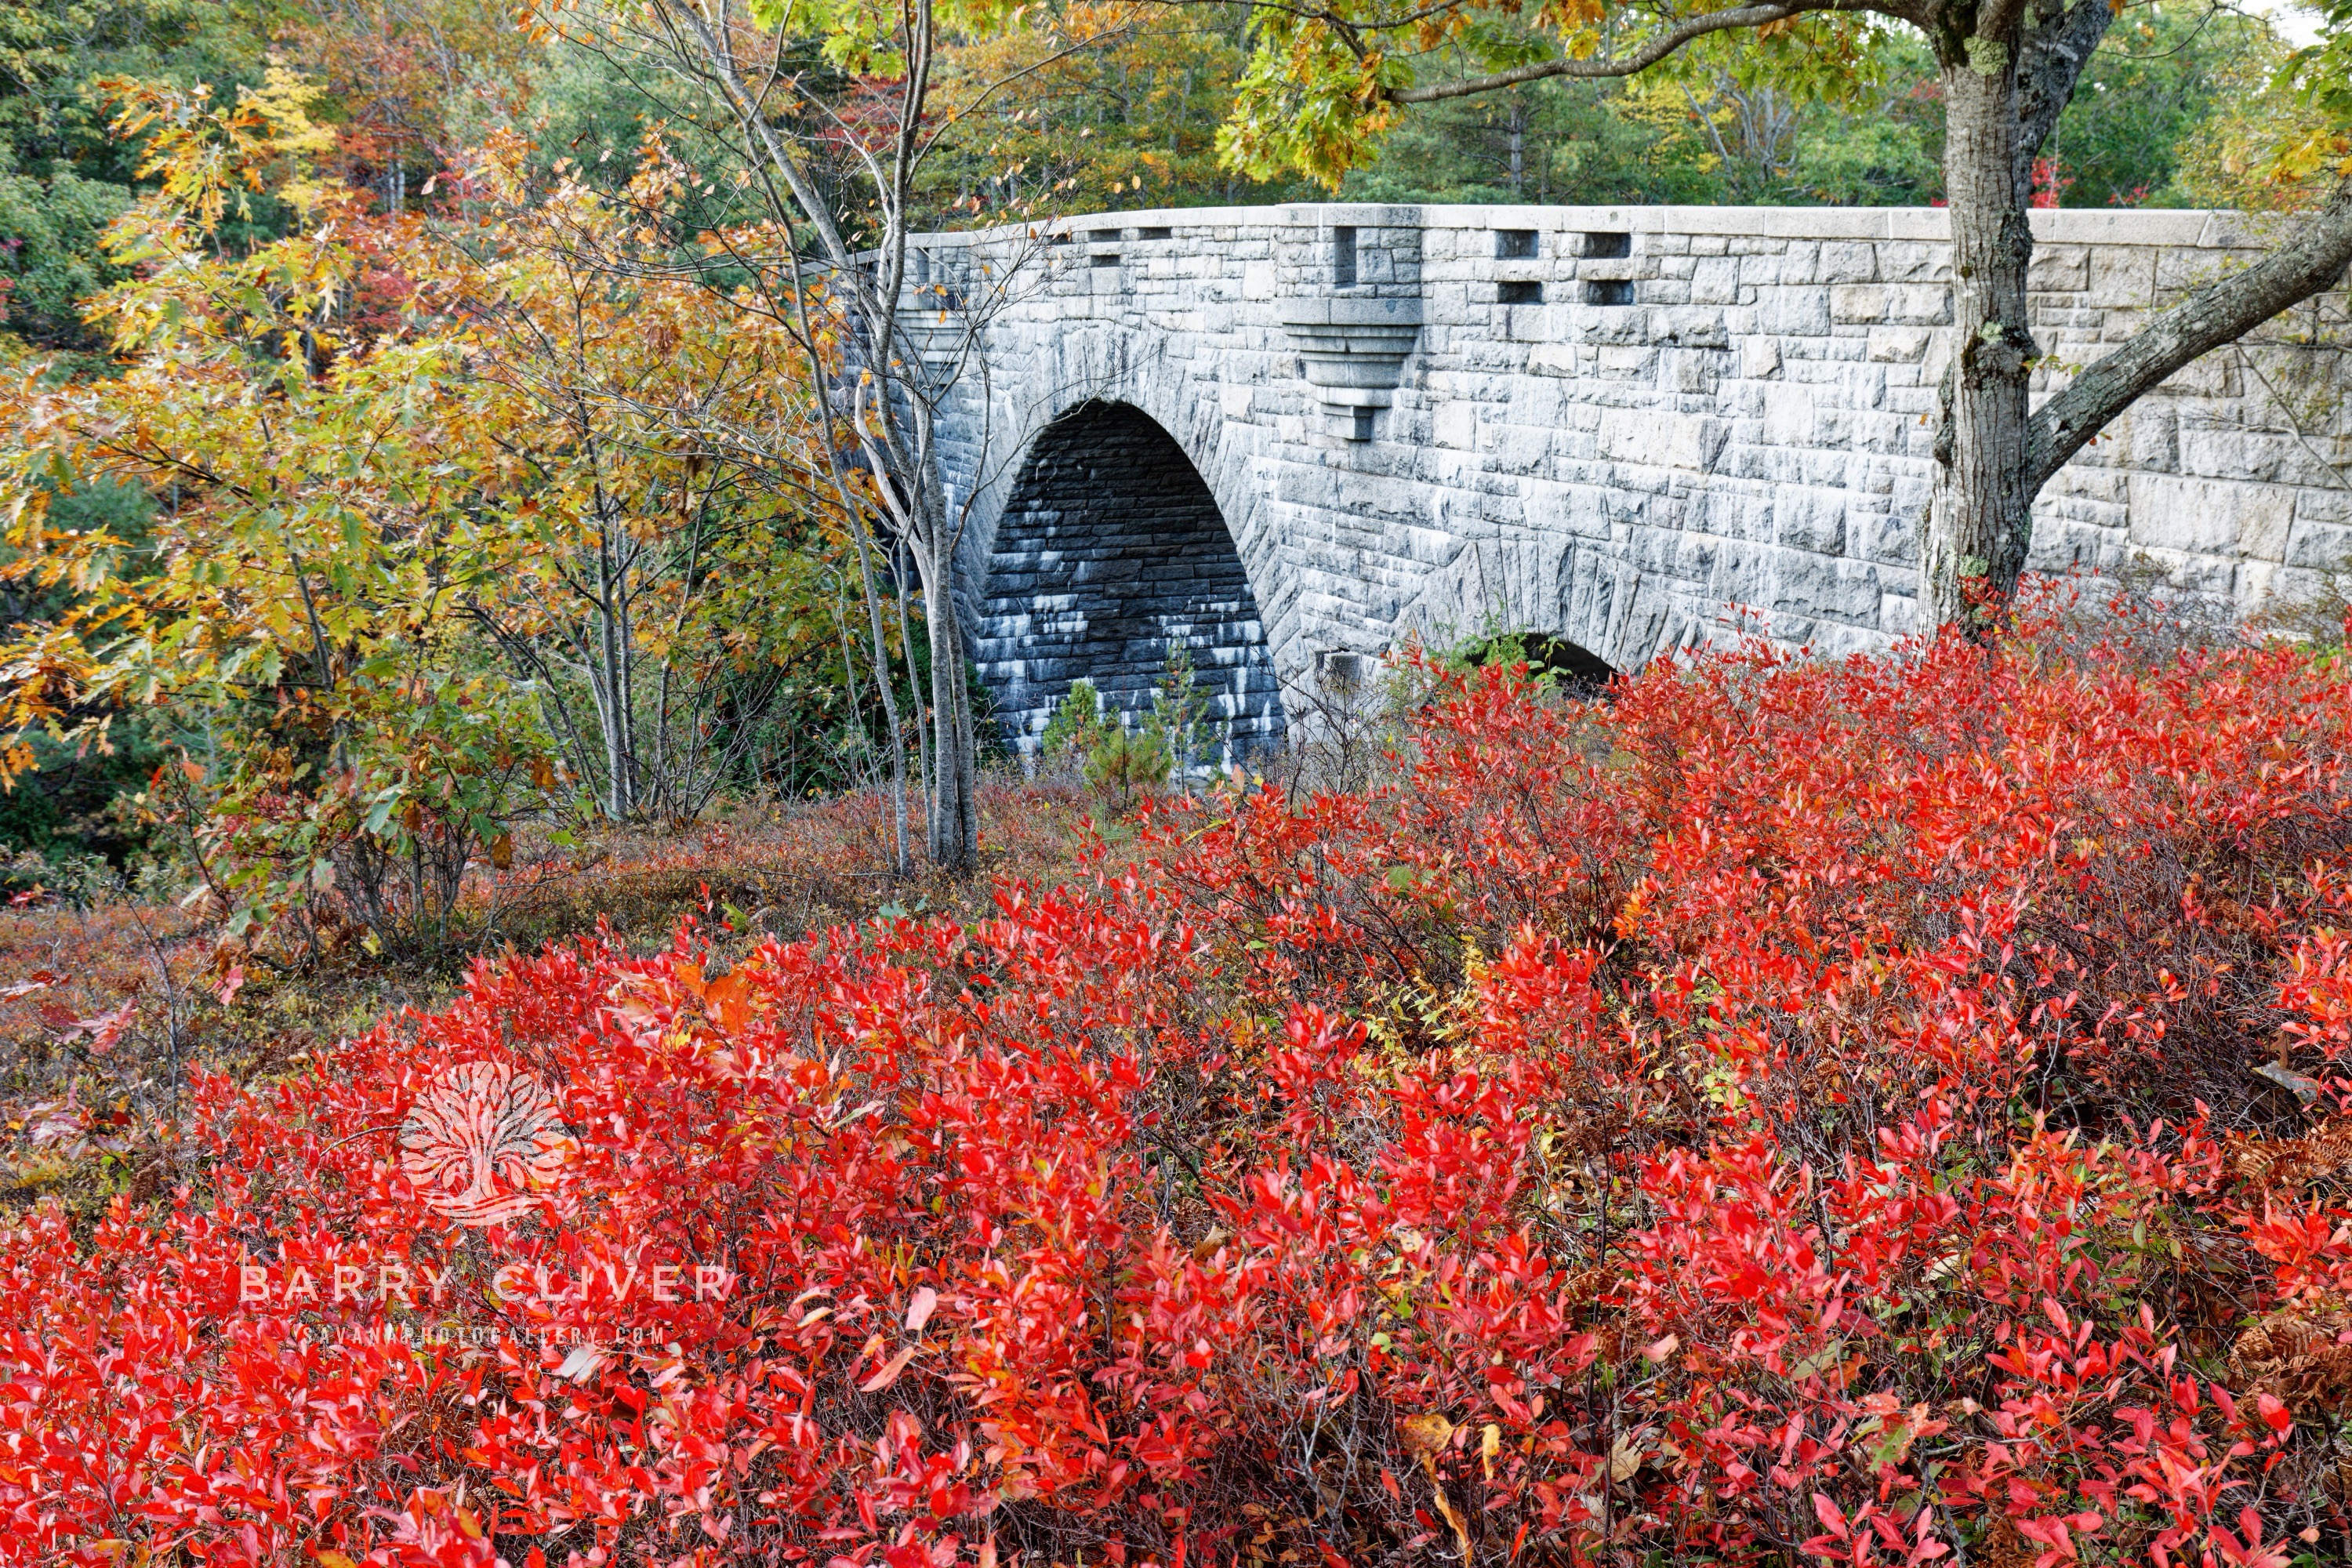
[907,204,2350,750]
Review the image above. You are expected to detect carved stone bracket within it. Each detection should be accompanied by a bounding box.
[1279,296,1423,441]
[892,306,970,390]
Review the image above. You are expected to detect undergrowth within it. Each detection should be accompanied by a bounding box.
[6,594,2352,1566]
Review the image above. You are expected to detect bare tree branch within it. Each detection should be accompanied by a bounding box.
[2029,180,2352,492]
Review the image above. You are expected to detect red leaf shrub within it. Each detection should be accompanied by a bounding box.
[9,606,2352,1566]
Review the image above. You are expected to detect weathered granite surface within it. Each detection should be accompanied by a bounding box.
[909,204,2350,753]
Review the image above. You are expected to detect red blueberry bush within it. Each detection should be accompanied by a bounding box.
[8,598,2352,1567]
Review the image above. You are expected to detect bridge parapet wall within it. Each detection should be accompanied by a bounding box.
[914,204,2350,742]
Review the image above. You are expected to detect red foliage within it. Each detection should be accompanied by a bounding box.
[7,606,2352,1566]
[2030,158,2073,209]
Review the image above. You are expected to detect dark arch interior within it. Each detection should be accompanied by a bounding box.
[1462,633,1617,696]
[973,401,1286,760]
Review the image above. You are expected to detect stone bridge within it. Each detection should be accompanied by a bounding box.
[908,203,2352,757]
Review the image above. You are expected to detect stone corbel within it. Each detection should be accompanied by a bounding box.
[1279,296,1422,441]
[892,303,971,390]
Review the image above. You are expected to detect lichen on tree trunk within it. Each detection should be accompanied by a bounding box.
[1926,42,2042,629]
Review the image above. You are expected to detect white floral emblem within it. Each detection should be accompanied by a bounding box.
[398,1061,572,1225]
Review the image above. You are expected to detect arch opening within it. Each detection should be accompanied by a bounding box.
[973,401,1286,760]
[1461,633,1617,696]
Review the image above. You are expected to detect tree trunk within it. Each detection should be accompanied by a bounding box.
[1507,100,1524,198]
[893,548,935,818]
[845,510,912,874]
[593,524,635,820]
[1925,49,2040,629]
[917,528,980,873]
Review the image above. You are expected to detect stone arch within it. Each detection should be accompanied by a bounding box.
[1459,632,1618,695]
[971,399,1287,759]
[1394,536,1687,677]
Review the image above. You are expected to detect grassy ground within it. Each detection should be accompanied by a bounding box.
[0,771,1098,1214]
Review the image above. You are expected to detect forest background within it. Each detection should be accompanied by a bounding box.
[2,0,2301,370]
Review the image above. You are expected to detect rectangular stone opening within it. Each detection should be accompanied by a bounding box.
[1584,279,1634,306]
[1091,253,1120,267]
[1499,280,1542,304]
[1316,650,1371,691]
[1089,227,1122,241]
[1581,232,1632,259]
[1139,226,1173,239]
[1332,226,1357,287]
[1495,229,1538,260]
